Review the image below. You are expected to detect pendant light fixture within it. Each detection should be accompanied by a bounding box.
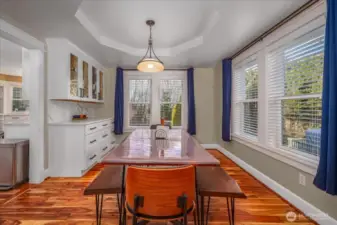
[137,20,164,72]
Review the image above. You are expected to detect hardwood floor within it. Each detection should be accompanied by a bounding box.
[0,150,316,225]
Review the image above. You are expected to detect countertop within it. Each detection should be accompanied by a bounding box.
[49,117,113,126]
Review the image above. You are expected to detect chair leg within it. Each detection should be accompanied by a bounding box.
[205,197,211,225]
[116,193,121,214]
[119,165,126,225]
[178,194,188,225]
[193,208,197,225]
[95,194,103,225]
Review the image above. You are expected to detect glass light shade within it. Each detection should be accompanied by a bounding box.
[137,58,164,72]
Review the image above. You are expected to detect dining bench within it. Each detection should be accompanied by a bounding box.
[197,166,246,225]
[84,166,122,225]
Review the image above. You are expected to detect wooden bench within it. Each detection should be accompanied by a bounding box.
[197,166,246,225]
[84,166,123,225]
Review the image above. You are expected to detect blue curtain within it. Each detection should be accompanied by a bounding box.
[114,67,124,134]
[313,0,337,195]
[187,68,196,135]
[222,59,232,142]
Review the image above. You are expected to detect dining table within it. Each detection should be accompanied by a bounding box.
[102,128,220,225]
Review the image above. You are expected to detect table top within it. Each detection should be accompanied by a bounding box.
[102,129,220,166]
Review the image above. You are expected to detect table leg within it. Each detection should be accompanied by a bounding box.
[194,167,200,225]
[119,165,126,225]
[95,194,103,225]
[226,197,235,225]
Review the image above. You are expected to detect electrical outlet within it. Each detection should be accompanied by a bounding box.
[299,173,306,186]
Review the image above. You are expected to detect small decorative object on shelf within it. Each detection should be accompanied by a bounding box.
[155,125,169,139]
[72,114,87,120]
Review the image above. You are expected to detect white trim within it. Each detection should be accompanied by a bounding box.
[123,71,187,131]
[205,144,337,225]
[201,144,219,149]
[43,168,50,179]
[0,19,45,50]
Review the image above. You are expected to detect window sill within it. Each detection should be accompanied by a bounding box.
[231,134,318,175]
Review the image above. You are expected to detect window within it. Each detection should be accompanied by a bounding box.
[232,57,259,139]
[12,87,29,112]
[267,27,324,157]
[128,79,151,126]
[160,80,183,126]
[124,72,186,130]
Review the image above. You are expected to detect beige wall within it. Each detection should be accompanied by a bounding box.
[96,68,116,118]
[194,68,215,143]
[212,60,337,220]
[213,62,223,145]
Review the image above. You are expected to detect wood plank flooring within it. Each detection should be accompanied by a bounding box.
[0,150,316,225]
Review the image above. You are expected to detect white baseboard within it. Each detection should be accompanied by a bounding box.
[43,168,50,180]
[200,144,219,149]
[201,144,337,225]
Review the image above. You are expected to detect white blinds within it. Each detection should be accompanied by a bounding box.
[128,79,151,126]
[232,58,259,139]
[160,80,183,126]
[267,27,324,157]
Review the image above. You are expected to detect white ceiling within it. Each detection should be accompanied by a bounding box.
[0,0,308,68]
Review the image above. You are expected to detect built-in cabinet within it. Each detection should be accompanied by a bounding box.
[0,82,29,132]
[47,38,104,103]
[49,118,115,177]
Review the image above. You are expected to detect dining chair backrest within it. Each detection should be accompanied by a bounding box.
[150,124,160,129]
[125,165,196,219]
[150,124,172,129]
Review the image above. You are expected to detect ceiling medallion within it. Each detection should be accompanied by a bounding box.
[137,20,164,72]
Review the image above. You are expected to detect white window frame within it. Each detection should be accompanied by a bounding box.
[124,71,187,132]
[230,1,326,175]
[232,56,259,141]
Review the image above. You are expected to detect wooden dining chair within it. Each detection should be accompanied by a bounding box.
[124,165,196,225]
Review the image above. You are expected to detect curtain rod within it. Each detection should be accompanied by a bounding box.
[230,0,320,59]
[122,68,188,71]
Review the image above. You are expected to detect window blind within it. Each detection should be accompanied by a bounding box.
[128,79,151,126]
[267,27,324,157]
[232,58,259,139]
[160,80,183,126]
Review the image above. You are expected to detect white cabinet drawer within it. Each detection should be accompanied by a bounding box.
[100,129,111,141]
[100,142,110,155]
[85,123,99,134]
[86,146,98,168]
[85,132,99,148]
[100,120,111,129]
[5,115,29,123]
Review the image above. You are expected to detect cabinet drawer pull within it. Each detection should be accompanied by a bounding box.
[11,117,20,120]
[102,146,108,151]
[102,134,108,138]
[102,124,108,127]
[90,127,97,130]
[111,141,115,145]
[89,154,96,160]
[90,139,96,144]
